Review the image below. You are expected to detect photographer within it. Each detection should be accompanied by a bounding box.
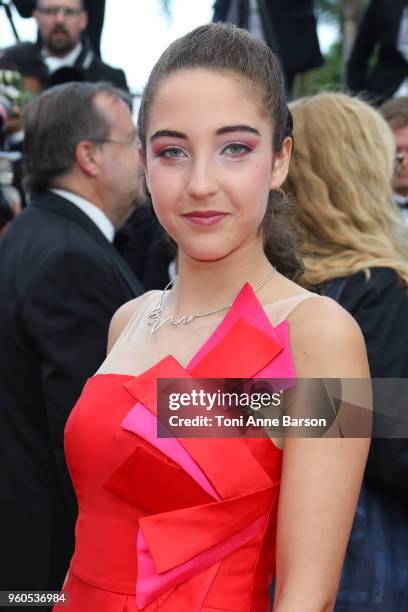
[0,42,48,132]
[2,1,128,92]
[13,0,105,58]
[0,45,47,211]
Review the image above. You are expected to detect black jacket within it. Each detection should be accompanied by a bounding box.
[60,37,128,90]
[347,0,408,102]
[0,192,142,593]
[0,38,128,92]
[328,268,408,505]
[213,0,323,76]
[326,268,408,610]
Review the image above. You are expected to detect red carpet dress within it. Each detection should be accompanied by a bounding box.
[56,284,313,611]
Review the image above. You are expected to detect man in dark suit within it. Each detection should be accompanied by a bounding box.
[347,0,408,103]
[14,0,106,58]
[7,0,127,91]
[213,0,323,93]
[0,82,143,596]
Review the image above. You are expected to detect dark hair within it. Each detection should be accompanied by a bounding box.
[0,42,48,84]
[137,23,303,280]
[36,0,85,7]
[23,81,130,194]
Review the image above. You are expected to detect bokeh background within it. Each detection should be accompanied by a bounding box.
[0,0,368,97]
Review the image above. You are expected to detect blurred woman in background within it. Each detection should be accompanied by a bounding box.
[286,92,408,611]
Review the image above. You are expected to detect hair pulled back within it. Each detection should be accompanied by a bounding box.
[138,23,303,281]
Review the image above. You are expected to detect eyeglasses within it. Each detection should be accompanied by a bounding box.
[394,152,405,177]
[37,6,84,17]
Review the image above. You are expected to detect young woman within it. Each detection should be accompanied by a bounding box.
[57,26,370,611]
[285,92,408,611]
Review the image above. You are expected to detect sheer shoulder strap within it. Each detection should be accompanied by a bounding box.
[117,291,161,340]
[264,292,320,327]
[97,291,161,375]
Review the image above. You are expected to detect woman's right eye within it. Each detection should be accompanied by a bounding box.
[158,147,186,159]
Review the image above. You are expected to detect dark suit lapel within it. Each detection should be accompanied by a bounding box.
[105,240,143,295]
[32,192,143,295]
[73,38,95,72]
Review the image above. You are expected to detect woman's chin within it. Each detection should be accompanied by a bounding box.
[180,244,236,264]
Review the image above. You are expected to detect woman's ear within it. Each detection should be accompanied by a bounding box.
[270,137,293,189]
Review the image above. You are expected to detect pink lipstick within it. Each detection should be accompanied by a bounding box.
[182,211,229,226]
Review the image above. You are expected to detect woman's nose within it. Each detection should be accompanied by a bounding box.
[186,159,218,199]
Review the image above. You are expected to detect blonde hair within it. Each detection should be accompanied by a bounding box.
[285,92,408,288]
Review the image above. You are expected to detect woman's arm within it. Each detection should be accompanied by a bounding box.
[273,297,371,612]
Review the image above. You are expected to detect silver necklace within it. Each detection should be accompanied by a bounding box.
[148,268,276,334]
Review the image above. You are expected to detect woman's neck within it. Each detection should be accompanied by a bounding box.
[169,240,274,317]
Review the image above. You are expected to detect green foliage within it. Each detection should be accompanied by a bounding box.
[308,40,344,93]
[314,0,368,26]
[296,0,369,95]
[158,0,370,95]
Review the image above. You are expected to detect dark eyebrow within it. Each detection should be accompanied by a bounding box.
[150,129,187,142]
[216,125,260,136]
[150,125,261,142]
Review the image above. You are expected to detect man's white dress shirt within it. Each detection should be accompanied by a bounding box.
[50,188,115,242]
[43,43,83,75]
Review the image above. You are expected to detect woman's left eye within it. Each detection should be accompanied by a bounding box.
[222,143,252,156]
[158,147,186,159]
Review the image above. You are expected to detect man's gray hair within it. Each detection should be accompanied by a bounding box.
[23,81,131,194]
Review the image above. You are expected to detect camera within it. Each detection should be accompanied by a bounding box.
[0,91,13,130]
[0,69,29,131]
[0,153,21,230]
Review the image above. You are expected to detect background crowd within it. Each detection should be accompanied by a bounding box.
[0,1,408,610]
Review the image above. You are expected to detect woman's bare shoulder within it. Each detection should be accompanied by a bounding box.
[286,295,369,377]
[107,290,161,353]
[288,294,358,335]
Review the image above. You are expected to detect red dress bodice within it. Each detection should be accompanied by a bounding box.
[58,284,296,611]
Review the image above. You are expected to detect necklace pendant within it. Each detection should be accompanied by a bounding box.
[171,314,195,326]
[147,268,276,334]
[149,311,196,334]
[148,305,163,335]
[149,315,169,335]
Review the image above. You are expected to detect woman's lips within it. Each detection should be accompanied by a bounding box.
[182,211,229,226]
